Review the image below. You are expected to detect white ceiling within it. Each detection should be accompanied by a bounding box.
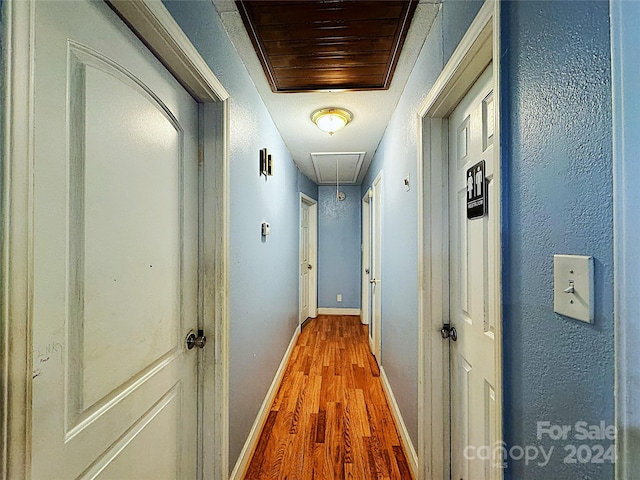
[213,0,440,185]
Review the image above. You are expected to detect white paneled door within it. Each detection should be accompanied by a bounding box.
[369,173,383,361]
[300,199,311,322]
[30,1,199,478]
[361,191,372,326]
[448,64,499,480]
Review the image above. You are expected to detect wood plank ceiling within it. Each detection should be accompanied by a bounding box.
[236,0,419,93]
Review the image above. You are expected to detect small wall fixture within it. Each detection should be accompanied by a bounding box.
[260,148,274,179]
[311,108,353,135]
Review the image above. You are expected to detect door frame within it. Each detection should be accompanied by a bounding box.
[299,193,318,324]
[0,1,231,478]
[361,189,372,325]
[611,0,640,476]
[416,1,502,478]
[370,172,383,361]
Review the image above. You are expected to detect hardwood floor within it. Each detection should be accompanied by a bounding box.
[243,315,413,479]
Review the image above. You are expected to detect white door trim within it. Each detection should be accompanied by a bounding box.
[106,0,227,101]
[611,0,640,475]
[300,193,318,323]
[416,1,501,478]
[361,190,372,325]
[0,1,231,478]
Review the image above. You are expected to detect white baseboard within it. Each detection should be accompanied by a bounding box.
[229,324,301,480]
[379,366,419,478]
[317,307,361,316]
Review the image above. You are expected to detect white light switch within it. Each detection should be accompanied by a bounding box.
[553,254,594,323]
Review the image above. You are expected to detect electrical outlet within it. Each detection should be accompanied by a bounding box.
[337,294,342,302]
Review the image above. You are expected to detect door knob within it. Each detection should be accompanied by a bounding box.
[440,324,457,341]
[370,278,377,284]
[185,330,206,350]
[307,264,313,270]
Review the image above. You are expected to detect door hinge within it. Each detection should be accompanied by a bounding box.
[440,323,457,341]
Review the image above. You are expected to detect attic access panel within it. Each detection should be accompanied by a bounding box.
[311,152,365,184]
[236,0,418,93]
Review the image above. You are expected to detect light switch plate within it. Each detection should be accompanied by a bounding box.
[553,254,594,323]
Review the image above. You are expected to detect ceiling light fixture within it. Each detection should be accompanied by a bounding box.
[311,108,353,135]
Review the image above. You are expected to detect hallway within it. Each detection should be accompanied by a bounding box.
[2,0,631,478]
[243,315,413,479]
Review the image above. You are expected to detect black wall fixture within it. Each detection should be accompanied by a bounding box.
[260,148,274,179]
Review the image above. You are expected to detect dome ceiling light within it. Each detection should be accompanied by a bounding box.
[311,108,353,135]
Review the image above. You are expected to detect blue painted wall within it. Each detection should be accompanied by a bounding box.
[317,185,361,309]
[442,0,486,63]
[162,1,311,470]
[501,1,614,478]
[611,0,640,474]
[297,170,318,200]
[360,1,482,448]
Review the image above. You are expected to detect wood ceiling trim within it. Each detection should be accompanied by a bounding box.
[247,2,406,25]
[275,65,386,78]
[269,52,389,69]
[257,19,400,42]
[264,37,394,56]
[236,0,419,93]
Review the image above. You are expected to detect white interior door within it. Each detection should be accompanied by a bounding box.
[448,64,498,480]
[30,1,199,477]
[370,173,383,360]
[300,199,311,322]
[361,191,372,325]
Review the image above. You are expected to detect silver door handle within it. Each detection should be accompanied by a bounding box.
[370,278,378,284]
[440,324,457,341]
[307,264,313,270]
[186,330,206,350]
